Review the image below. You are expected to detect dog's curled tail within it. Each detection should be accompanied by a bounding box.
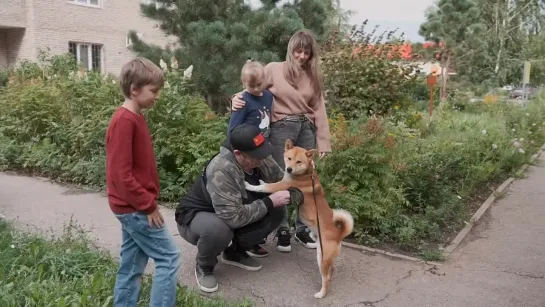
[332,209,354,240]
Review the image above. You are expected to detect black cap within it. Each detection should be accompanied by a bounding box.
[230,124,273,160]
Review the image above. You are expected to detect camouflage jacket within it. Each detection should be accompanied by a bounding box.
[203,147,284,228]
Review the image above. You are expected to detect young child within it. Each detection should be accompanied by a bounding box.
[228,60,273,138]
[105,57,181,307]
[227,60,274,258]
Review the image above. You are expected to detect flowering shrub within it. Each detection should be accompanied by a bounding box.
[321,25,420,119]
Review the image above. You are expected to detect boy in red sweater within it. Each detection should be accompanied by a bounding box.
[105,58,180,307]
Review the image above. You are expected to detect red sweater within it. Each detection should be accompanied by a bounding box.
[105,107,159,215]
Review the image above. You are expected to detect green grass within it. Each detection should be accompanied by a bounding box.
[0,220,252,307]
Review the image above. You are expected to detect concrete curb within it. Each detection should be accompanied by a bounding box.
[441,143,545,258]
[341,241,443,267]
[341,143,545,264]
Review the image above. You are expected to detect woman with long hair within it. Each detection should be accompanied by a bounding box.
[231,29,331,255]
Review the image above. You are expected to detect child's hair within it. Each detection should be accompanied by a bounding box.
[240,60,265,88]
[119,57,165,98]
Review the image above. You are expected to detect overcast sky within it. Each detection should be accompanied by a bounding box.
[247,0,435,42]
[340,0,435,42]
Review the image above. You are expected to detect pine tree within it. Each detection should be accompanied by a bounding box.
[130,0,335,113]
[419,0,485,100]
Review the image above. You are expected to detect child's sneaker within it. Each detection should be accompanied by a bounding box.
[275,227,292,252]
[195,264,218,293]
[295,229,317,249]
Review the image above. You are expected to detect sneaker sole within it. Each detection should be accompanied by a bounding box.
[246,251,269,258]
[194,269,218,293]
[276,245,292,252]
[221,256,262,271]
[294,236,317,249]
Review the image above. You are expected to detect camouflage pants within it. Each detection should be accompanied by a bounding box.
[269,116,317,233]
[177,206,284,267]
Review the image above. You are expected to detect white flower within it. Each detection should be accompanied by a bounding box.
[526,113,530,116]
[520,138,524,142]
[481,129,487,135]
[457,195,462,199]
[533,123,536,126]
[164,80,170,89]
[159,59,168,72]
[10,244,14,249]
[512,128,516,132]
[170,56,179,70]
[492,144,498,149]
[514,141,521,147]
[518,148,525,153]
[529,131,532,134]
[183,65,193,79]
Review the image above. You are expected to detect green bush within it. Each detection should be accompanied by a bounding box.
[320,96,545,247]
[1,54,544,250]
[0,53,227,200]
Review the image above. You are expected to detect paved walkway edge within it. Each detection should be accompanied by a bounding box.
[442,143,545,257]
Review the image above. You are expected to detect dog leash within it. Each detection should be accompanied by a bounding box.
[310,165,324,262]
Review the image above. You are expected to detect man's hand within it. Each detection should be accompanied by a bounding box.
[269,191,290,207]
[147,208,165,228]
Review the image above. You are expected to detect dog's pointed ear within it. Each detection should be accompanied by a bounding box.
[306,149,318,158]
[285,139,294,151]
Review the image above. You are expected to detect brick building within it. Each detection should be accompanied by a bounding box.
[0,0,174,75]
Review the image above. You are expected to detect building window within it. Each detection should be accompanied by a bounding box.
[67,0,100,8]
[69,42,103,72]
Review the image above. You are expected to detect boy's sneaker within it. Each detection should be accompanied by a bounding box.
[276,227,292,252]
[221,246,262,271]
[195,264,218,293]
[246,244,269,258]
[295,229,317,249]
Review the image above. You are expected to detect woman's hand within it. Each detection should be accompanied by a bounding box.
[231,91,246,111]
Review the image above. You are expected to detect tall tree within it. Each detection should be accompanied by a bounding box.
[130,0,335,113]
[419,0,485,100]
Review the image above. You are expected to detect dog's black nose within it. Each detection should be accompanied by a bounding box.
[286,167,292,173]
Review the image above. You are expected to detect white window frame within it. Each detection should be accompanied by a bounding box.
[67,0,102,9]
[69,42,104,72]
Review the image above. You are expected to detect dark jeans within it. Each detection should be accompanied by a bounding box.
[269,116,317,233]
[177,206,284,267]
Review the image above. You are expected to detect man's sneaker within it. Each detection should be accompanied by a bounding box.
[295,230,317,249]
[276,227,292,252]
[246,244,269,258]
[221,246,262,271]
[194,264,218,293]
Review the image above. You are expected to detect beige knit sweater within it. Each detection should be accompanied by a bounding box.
[264,61,331,152]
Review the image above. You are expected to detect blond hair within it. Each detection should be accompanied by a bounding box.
[119,57,165,98]
[284,29,324,100]
[241,60,265,88]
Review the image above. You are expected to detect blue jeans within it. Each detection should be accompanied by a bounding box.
[114,212,181,307]
[269,116,317,233]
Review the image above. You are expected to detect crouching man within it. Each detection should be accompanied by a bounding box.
[175,124,295,293]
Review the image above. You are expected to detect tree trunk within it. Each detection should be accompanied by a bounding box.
[440,52,451,101]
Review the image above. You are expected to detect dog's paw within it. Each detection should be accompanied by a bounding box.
[314,291,325,299]
[244,181,255,191]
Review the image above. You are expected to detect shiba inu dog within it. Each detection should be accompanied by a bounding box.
[245,139,354,299]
